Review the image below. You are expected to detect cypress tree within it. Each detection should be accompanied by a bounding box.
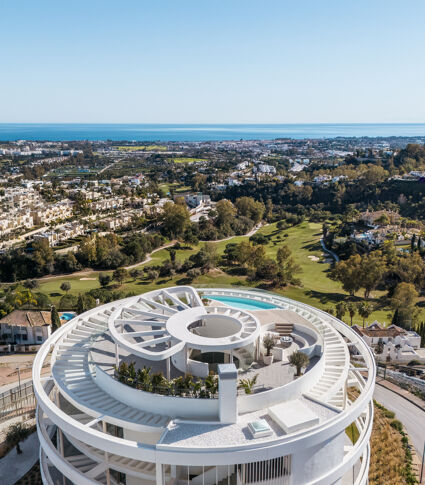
[51,305,61,333]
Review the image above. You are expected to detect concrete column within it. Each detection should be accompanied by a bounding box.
[115,343,119,369]
[184,345,188,373]
[218,363,237,423]
[166,357,171,380]
[102,421,111,485]
[156,463,164,485]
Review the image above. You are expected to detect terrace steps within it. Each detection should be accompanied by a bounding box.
[52,308,170,430]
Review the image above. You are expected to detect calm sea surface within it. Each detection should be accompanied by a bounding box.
[0,124,425,142]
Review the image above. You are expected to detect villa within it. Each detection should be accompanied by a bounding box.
[33,287,375,485]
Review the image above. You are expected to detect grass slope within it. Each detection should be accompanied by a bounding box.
[37,221,402,326]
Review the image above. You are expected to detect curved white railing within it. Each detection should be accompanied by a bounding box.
[35,288,374,477]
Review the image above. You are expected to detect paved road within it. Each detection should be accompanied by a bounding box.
[374,382,425,455]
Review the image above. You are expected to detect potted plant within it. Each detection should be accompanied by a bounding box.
[288,350,310,377]
[262,334,276,365]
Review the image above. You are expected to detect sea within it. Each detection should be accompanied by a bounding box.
[0,123,425,142]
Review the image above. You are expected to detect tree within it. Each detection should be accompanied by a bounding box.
[347,302,357,326]
[147,269,159,281]
[60,282,71,294]
[390,282,418,329]
[189,243,218,272]
[98,273,111,288]
[215,199,237,229]
[263,334,276,357]
[235,197,265,224]
[335,302,347,321]
[32,238,55,276]
[77,293,96,314]
[129,269,143,280]
[360,252,386,299]
[24,279,39,290]
[113,267,128,285]
[330,254,363,297]
[6,423,30,454]
[275,245,301,287]
[161,202,190,238]
[288,351,310,377]
[357,301,374,328]
[51,305,61,332]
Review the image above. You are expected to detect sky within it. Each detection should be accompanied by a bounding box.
[1,0,425,124]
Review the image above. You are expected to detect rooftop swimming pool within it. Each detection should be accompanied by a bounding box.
[205,295,276,310]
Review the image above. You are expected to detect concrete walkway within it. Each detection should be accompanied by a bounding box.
[0,432,39,485]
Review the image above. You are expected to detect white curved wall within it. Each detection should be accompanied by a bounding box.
[34,287,375,485]
[95,364,219,419]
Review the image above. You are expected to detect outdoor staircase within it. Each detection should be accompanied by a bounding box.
[217,472,237,485]
[52,307,169,430]
[304,322,349,410]
[274,323,294,336]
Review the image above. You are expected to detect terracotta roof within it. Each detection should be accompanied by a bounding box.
[0,310,51,327]
[352,324,404,338]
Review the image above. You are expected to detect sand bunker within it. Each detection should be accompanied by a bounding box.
[308,255,320,262]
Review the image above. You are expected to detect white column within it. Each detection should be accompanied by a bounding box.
[218,363,237,423]
[156,463,164,485]
[166,357,171,380]
[115,343,119,368]
[102,421,111,485]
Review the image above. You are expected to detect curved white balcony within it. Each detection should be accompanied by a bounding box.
[34,287,375,485]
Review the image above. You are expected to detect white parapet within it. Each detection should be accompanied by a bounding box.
[33,286,375,485]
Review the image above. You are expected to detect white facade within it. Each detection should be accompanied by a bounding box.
[34,287,375,485]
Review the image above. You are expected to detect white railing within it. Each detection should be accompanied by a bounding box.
[34,289,374,473]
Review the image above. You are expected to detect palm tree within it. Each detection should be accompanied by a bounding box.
[6,423,30,454]
[347,302,357,326]
[288,351,310,377]
[358,302,374,328]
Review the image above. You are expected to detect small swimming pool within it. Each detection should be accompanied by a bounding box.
[205,295,276,310]
[60,312,76,321]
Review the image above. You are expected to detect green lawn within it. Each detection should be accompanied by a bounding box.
[37,221,410,327]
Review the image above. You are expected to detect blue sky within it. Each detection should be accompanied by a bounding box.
[1,0,424,123]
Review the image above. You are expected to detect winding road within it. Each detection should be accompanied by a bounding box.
[373,382,425,456]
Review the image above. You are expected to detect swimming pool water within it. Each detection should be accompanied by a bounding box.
[61,312,75,321]
[205,295,276,310]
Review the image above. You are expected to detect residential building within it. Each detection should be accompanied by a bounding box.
[0,310,51,349]
[34,287,374,485]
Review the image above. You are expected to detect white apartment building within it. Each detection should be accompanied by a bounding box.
[0,310,51,348]
[31,200,74,225]
[253,164,277,175]
[90,197,124,212]
[34,287,374,485]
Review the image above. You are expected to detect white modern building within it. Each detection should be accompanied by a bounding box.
[34,287,375,485]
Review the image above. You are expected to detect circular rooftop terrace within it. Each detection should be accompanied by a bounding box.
[33,287,375,485]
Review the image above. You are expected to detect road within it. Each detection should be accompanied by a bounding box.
[373,382,425,456]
